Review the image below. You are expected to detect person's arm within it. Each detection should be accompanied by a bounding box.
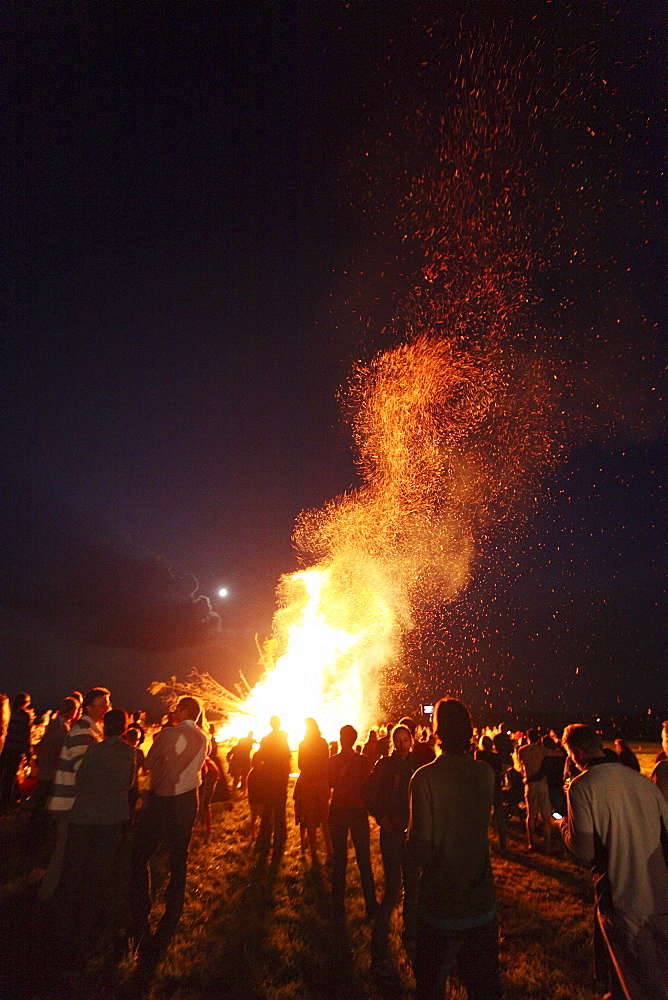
[407,771,432,867]
[560,779,595,862]
[145,729,165,770]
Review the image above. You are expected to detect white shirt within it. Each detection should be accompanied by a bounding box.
[146,719,208,796]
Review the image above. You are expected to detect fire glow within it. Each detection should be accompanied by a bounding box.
[219,43,563,745]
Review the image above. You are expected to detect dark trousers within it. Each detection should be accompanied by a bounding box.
[0,753,22,814]
[131,789,198,947]
[55,821,122,954]
[414,915,501,1000]
[257,782,288,854]
[492,785,508,851]
[329,806,377,916]
[372,827,418,958]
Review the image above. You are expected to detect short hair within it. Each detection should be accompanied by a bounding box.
[391,724,412,745]
[434,699,473,753]
[542,735,556,750]
[103,708,128,738]
[398,716,417,737]
[270,715,280,730]
[340,724,357,748]
[13,692,31,709]
[83,687,111,712]
[562,724,603,757]
[527,728,540,743]
[58,697,77,716]
[125,725,141,746]
[177,696,201,721]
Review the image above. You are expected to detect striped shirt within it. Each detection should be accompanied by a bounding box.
[47,714,103,813]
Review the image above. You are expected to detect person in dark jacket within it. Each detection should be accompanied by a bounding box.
[328,724,377,920]
[253,716,291,858]
[0,692,32,814]
[614,738,641,772]
[365,724,420,977]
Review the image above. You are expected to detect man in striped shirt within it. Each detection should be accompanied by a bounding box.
[38,687,111,901]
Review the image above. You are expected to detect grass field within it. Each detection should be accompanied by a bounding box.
[0,744,662,1000]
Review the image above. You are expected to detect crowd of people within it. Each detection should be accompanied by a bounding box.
[0,688,667,999]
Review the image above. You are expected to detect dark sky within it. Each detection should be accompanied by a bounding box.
[2,2,666,722]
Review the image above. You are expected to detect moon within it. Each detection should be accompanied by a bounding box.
[218,587,228,598]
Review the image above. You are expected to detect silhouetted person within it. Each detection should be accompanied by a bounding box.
[399,716,435,767]
[365,724,420,977]
[541,734,568,818]
[651,721,668,804]
[253,715,291,859]
[328,724,377,920]
[475,735,508,852]
[294,718,332,865]
[0,692,32,814]
[409,699,501,1000]
[614,737,641,772]
[362,729,380,763]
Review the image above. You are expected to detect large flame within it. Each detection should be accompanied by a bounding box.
[219,565,397,743]
[220,42,562,745]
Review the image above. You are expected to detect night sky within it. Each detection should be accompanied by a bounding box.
[3,2,666,723]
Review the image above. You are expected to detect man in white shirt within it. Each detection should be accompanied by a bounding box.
[560,723,668,1000]
[130,696,208,972]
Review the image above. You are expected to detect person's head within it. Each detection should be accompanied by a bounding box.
[391,724,413,758]
[270,715,281,731]
[58,697,78,723]
[527,728,540,744]
[103,708,128,739]
[614,738,630,753]
[173,696,201,723]
[70,691,83,705]
[366,729,377,743]
[13,692,31,711]
[339,724,357,750]
[481,735,493,751]
[132,711,143,724]
[398,716,417,738]
[542,735,556,750]
[83,687,112,723]
[562,724,605,772]
[434,699,473,754]
[661,720,668,756]
[304,717,321,739]
[124,725,141,747]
